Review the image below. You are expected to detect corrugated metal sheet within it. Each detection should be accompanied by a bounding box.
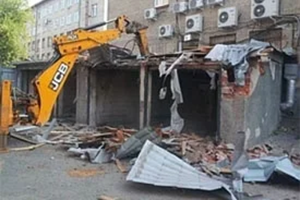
[244,156,300,182]
[127,140,237,200]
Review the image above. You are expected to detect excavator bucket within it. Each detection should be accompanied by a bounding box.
[0,80,13,152]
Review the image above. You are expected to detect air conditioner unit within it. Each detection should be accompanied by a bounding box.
[218,7,238,28]
[185,14,203,33]
[172,2,188,13]
[206,0,224,6]
[251,0,280,19]
[159,24,174,38]
[189,0,204,10]
[144,8,157,20]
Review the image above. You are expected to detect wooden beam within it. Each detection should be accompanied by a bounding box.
[146,70,152,127]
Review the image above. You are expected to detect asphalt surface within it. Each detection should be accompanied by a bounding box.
[0,139,299,200]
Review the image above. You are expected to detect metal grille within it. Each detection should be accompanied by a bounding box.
[209,34,236,45]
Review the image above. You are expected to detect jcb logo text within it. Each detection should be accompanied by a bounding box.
[49,63,69,91]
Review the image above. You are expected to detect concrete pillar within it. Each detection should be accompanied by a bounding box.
[76,66,89,124]
[89,69,97,127]
[139,63,146,129]
[22,70,28,93]
[57,89,64,117]
[146,70,153,127]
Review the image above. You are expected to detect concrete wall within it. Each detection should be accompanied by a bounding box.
[220,56,284,146]
[244,60,283,147]
[108,0,300,54]
[95,70,140,128]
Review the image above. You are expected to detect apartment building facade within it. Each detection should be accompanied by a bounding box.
[108,0,300,56]
[28,0,108,61]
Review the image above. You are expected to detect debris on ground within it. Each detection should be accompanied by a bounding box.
[66,127,160,163]
[9,119,300,198]
[67,167,105,178]
[126,140,238,200]
[116,127,160,159]
[161,133,235,175]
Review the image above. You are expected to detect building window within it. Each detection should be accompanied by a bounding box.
[48,5,53,14]
[74,0,79,4]
[37,10,41,19]
[32,27,36,36]
[60,16,65,26]
[37,55,40,60]
[42,38,45,48]
[54,19,59,28]
[66,0,72,7]
[54,2,59,11]
[41,53,45,60]
[66,14,72,25]
[73,11,79,22]
[37,39,40,51]
[47,37,52,47]
[47,52,51,59]
[31,41,35,50]
[154,0,169,8]
[40,8,45,18]
[61,0,65,9]
[91,4,98,17]
[41,7,48,18]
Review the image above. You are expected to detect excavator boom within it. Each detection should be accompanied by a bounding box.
[29,15,149,126]
[0,15,149,150]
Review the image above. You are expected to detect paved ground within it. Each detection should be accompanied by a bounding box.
[0,137,299,200]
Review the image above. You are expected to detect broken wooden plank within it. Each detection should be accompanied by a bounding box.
[220,168,232,174]
[115,159,127,173]
[10,143,44,152]
[182,141,187,156]
[102,126,118,132]
[121,128,138,134]
[50,130,97,135]
[10,133,38,144]
[10,132,71,152]
[98,195,117,200]
[60,123,76,131]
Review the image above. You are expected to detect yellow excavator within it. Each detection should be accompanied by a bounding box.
[0,15,149,151]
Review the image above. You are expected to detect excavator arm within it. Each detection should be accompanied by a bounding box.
[26,15,149,126]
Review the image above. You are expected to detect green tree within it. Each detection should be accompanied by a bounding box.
[0,0,32,66]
